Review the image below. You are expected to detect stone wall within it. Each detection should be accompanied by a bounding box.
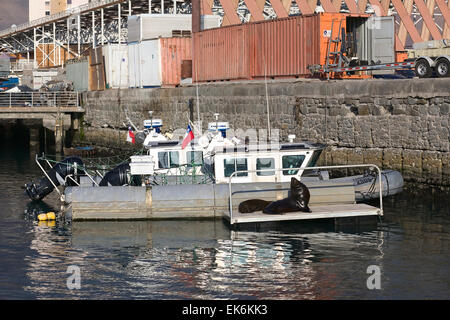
[77,78,450,186]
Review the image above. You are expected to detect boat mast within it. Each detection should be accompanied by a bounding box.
[263,52,271,141]
[195,58,201,135]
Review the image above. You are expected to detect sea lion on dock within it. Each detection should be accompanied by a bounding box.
[263,178,312,215]
[238,177,311,214]
[238,199,272,213]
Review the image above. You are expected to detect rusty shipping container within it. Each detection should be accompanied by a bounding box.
[159,37,192,86]
[193,25,251,81]
[193,13,373,82]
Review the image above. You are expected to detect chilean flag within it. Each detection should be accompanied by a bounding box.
[126,127,135,144]
[181,124,194,149]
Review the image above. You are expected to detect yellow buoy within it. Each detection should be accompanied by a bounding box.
[46,212,56,220]
[38,213,48,221]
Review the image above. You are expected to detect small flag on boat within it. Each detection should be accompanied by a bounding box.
[181,124,194,149]
[126,127,135,144]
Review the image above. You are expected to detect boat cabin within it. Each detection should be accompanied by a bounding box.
[213,142,324,184]
[131,139,325,184]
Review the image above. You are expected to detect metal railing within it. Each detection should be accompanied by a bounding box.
[0,91,79,108]
[227,164,384,224]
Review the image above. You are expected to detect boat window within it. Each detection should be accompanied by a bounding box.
[158,151,180,169]
[256,158,275,176]
[158,152,169,169]
[282,155,305,175]
[187,151,203,166]
[307,150,323,167]
[169,151,179,168]
[224,158,248,177]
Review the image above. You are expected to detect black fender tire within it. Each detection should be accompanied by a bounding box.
[415,59,432,78]
[435,58,450,78]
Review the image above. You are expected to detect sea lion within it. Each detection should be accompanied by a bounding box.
[238,199,272,213]
[238,177,311,214]
[262,177,311,215]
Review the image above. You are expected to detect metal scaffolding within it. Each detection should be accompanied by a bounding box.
[0,0,193,67]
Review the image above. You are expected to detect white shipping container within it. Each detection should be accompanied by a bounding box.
[103,44,128,88]
[128,40,161,88]
[127,14,220,43]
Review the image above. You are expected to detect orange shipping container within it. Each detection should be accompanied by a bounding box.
[193,13,372,82]
[159,37,192,86]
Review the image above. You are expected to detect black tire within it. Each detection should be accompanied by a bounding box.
[435,58,450,78]
[415,59,432,78]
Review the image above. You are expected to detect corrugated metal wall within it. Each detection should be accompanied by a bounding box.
[250,15,321,78]
[66,58,89,91]
[159,37,192,86]
[193,14,322,82]
[193,13,377,82]
[193,25,251,81]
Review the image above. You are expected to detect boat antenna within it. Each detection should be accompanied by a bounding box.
[263,51,271,142]
[214,113,220,133]
[148,111,154,128]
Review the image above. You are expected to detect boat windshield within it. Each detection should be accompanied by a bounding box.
[307,150,323,167]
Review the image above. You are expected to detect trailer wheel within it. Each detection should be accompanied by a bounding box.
[435,58,450,78]
[415,59,432,78]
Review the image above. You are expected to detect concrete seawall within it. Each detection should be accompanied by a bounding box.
[77,78,450,186]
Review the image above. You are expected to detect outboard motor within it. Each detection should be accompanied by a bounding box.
[25,157,84,201]
[99,162,130,186]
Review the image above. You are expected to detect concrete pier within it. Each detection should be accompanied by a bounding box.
[0,106,84,153]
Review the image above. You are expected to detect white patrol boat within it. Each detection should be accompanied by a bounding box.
[25,115,403,222]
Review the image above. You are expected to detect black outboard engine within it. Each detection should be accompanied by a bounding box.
[99,162,130,186]
[25,157,84,201]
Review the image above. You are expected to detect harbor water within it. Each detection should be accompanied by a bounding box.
[0,125,449,300]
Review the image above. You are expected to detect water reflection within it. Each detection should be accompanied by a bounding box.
[18,218,392,299]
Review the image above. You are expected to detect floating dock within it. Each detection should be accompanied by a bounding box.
[223,203,381,225]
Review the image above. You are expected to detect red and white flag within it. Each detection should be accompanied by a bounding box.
[181,124,194,149]
[126,127,135,144]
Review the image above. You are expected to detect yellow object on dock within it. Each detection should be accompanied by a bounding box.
[46,212,56,220]
[37,212,56,221]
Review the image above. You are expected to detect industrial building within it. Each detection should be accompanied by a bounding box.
[29,0,90,22]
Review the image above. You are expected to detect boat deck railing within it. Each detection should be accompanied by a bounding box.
[227,164,384,225]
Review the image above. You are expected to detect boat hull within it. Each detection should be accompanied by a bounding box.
[63,170,402,221]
